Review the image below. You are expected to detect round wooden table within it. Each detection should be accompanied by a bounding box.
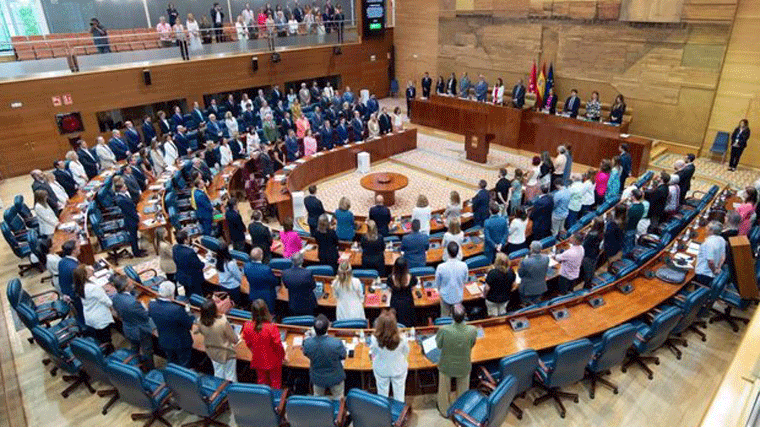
[360,172,409,206]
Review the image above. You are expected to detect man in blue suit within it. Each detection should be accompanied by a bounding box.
[114,181,145,257]
[319,120,335,150]
[471,180,490,227]
[342,86,354,105]
[243,104,256,129]
[530,185,554,240]
[191,101,206,127]
[483,202,508,263]
[124,121,142,153]
[205,114,223,142]
[171,106,185,130]
[366,94,379,118]
[400,219,430,268]
[511,79,526,109]
[76,140,99,179]
[148,281,194,367]
[244,248,279,314]
[142,116,157,142]
[121,165,142,204]
[205,100,220,120]
[336,117,349,146]
[53,160,78,197]
[192,178,214,236]
[304,185,325,236]
[280,252,318,316]
[563,89,581,119]
[369,195,392,237]
[474,74,488,102]
[111,275,154,369]
[172,230,206,297]
[108,129,131,161]
[350,111,364,142]
[174,126,191,155]
[58,241,84,325]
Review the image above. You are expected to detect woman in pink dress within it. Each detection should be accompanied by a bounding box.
[594,159,611,207]
[303,129,317,156]
[737,187,757,235]
[257,8,268,34]
[279,217,303,258]
[296,115,310,139]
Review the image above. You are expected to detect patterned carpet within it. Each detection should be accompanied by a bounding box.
[651,153,760,191]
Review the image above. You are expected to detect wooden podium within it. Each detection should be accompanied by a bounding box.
[465,133,494,164]
[729,235,758,300]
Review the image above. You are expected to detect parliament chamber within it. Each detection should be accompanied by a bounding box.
[2,0,760,425]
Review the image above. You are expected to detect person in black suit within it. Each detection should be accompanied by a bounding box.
[120,166,142,204]
[111,275,155,369]
[729,119,750,171]
[360,219,385,275]
[563,89,580,118]
[675,153,696,204]
[511,79,526,109]
[142,116,157,143]
[167,3,179,26]
[114,181,145,257]
[172,230,206,297]
[320,119,335,150]
[609,94,626,125]
[405,81,416,120]
[30,170,60,214]
[210,2,225,43]
[53,160,78,197]
[225,198,248,252]
[304,185,325,237]
[530,185,554,241]
[350,111,364,142]
[280,252,317,315]
[157,111,172,135]
[421,72,432,98]
[76,140,99,179]
[149,281,194,367]
[471,179,490,227]
[446,72,457,96]
[248,210,272,264]
[645,171,670,228]
[377,107,392,135]
[313,214,340,271]
[369,195,392,237]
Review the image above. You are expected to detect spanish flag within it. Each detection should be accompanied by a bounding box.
[536,63,546,109]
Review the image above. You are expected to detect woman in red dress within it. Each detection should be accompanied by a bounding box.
[242,299,285,388]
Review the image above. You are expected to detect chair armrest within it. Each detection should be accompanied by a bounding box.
[150,384,167,398]
[139,269,159,280]
[335,397,347,427]
[393,404,412,427]
[206,380,230,404]
[537,358,550,374]
[122,354,139,365]
[453,409,484,427]
[31,289,61,301]
[673,294,687,303]
[478,365,496,386]
[276,388,289,415]
[35,306,59,314]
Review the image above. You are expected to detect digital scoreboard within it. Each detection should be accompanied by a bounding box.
[362,0,386,37]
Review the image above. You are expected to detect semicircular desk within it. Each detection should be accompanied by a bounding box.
[125,186,728,393]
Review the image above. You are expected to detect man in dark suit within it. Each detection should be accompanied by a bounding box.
[225,198,248,252]
[142,116,157,142]
[205,114,223,142]
[421,72,432,98]
[530,185,554,240]
[378,107,392,135]
[174,126,191,155]
[248,210,272,263]
[320,120,335,150]
[336,117,349,146]
[285,129,299,161]
[645,171,670,228]
[405,81,416,120]
[205,100,220,120]
[270,85,283,105]
[124,121,142,153]
[171,106,185,129]
[517,241,549,304]
[244,248,279,314]
[563,89,581,119]
[128,156,147,191]
[172,230,206,297]
[729,119,751,171]
[111,275,154,369]
[210,2,225,43]
[471,180,490,227]
[109,129,131,161]
[191,102,206,127]
[229,136,244,160]
[350,111,364,142]
[30,170,60,214]
[243,104,256,130]
[114,181,145,256]
[446,73,457,96]
[223,95,237,117]
[369,195,392,237]
[53,160,78,197]
[149,281,194,367]
[280,252,318,316]
[121,165,142,204]
[304,185,325,236]
[618,143,632,194]
[76,140,99,179]
[400,219,430,268]
[58,240,84,325]
[157,111,172,135]
[511,79,526,109]
[675,153,696,204]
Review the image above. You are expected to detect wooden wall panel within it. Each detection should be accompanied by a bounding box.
[393,0,439,86]
[619,0,685,22]
[0,33,393,178]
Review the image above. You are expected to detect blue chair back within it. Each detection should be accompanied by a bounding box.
[281,315,316,327]
[544,338,594,388]
[31,326,81,375]
[409,266,435,277]
[105,361,167,411]
[163,363,217,417]
[588,324,637,373]
[269,258,293,271]
[230,249,250,263]
[433,316,453,326]
[332,318,368,329]
[465,255,490,269]
[6,277,21,310]
[124,265,142,284]
[346,388,404,427]
[353,269,379,279]
[498,349,539,395]
[539,236,556,249]
[69,337,114,384]
[227,383,281,427]
[508,248,529,260]
[637,307,682,354]
[710,131,729,155]
[673,287,710,334]
[307,265,335,277]
[286,395,339,427]
[483,376,518,427]
[200,236,225,253]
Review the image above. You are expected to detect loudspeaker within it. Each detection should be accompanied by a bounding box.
[251,56,258,72]
[271,52,281,63]
[142,69,151,86]
[333,46,342,55]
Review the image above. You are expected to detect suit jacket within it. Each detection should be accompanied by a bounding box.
[676,163,695,202]
[421,76,432,97]
[115,192,139,231]
[32,180,60,213]
[210,8,225,26]
[125,128,141,152]
[405,86,416,101]
[58,256,84,324]
[563,96,580,118]
[336,124,349,145]
[193,188,214,223]
[731,127,751,149]
[173,244,205,296]
[446,77,457,95]
[370,205,392,237]
[142,122,156,142]
[243,262,279,313]
[619,152,632,182]
[53,168,77,197]
[174,132,190,154]
[281,266,317,315]
[192,108,206,126]
[109,137,130,161]
[123,173,141,204]
[400,231,430,268]
[225,209,247,244]
[77,147,99,179]
[248,222,272,259]
[530,194,554,237]
[518,254,549,297]
[206,120,223,142]
[378,113,392,134]
[95,144,117,170]
[130,165,147,190]
[158,119,172,135]
[148,299,194,350]
[511,84,525,108]
[304,195,325,234]
[351,117,364,141]
[320,125,335,149]
[645,184,669,222]
[172,113,185,129]
[229,138,243,159]
[285,136,299,161]
[483,215,508,255]
[471,189,490,226]
[112,292,152,341]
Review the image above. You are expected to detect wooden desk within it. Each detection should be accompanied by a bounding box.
[359,172,409,206]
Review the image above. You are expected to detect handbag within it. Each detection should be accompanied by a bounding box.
[655,266,687,284]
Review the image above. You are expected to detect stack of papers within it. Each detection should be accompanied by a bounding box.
[465,283,483,296]
[686,242,701,257]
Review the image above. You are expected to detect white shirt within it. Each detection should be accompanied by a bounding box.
[240,99,252,113]
[411,206,432,235]
[49,181,69,207]
[46,253,62,292]
[235,22,247,39]
[163,140,179,166]
[95,144,116,170]
[568,181,584,212]
[334,278,366,320]
[150,148,166,176]
[580,180,595,206]
[393,113,403,128]
[492,85,504,104]
[225,118,239,136]
[508,218,527,245]
[246,132,261,153]
[83,281,114,329]
[68,161,88,187]
[288,19,298,34]
[242,8,254,24]
[34,203,58,236]
[369,335,409,378]
[219,144,233,166]
[442,231,464,261]
[323,86,334,99]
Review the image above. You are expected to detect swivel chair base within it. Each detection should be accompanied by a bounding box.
[664,336,688,360]
[131,405,175,427]
[710,307,749,333]
[61,372,96,398]
[105,248,132,266]
[621,350,659,380]
[18,260,43,277]
[533,384,579,418]
[585,370,618,399]
[179,401,229,427]
[97,388,119,415]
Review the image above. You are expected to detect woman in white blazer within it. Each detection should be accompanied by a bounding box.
[492,78,505,105]
[95,137,117,170]
[66,151,88,188]
[45,172,68,207]
[219,138,233,167]
[149,139,167,176]
[369,310,409,401]
[34,189,59,237]
[224,111,239,136]
[163,135,179,166]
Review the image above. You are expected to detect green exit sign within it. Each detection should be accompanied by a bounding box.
[369,23,382,30]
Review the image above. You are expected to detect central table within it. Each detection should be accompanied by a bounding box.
[360,172,408,206]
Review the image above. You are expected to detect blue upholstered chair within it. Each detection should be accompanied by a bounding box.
[281,315,316,327]
[14,304,80,345]
[69,337,140,414]
[433,316,453,326]
[346,388,411,427]
[711,281,751,333]
[586,324,637,398]
[307,265,335,277]
[31,326,95,398]
[353,269,379,279]
[285,395,347,427]
[163,363,231,426]
[332,318,369,329]
[478,349,538,420]
[230,249,251,263]
[200,235,225,253]
[508,248,529,260]
[189,294,251,319]
[533,338,594,418]
[105,360,175,427]
[409,266,435,278]
[269,258,293,271]
[124,264,165,291]
[622,306,682,380]
[6,278,70,326]
[2,222,39,276]
[666,287,710,358]
[227,383,288,427]
[465,255,490,270]
[539,236,556,249]
[447,375,517,427]
[13,195,39,230]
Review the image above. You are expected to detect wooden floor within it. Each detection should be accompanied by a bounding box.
[0,158,753,426]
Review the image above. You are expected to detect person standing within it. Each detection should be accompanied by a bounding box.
[248,210,273,263]
[369,195,392,237]
[553,233,584,294]
[442,219,464,262]
[694,222,726,285]
[281,253,318,316]
[511,79,526,109]
[304,185,325,237]
[360,220,385,275]
[517,241,549,304]
[370,310,410,402]
[435,304,477,417]
[313,214,340,271]
[173,230,205,297]
[90,18,111,53]
[400,219,429,269]
[335,197,355,241]
[210,2,225,43]
[551,179,571,237]
[242,299,285,388]
[155,228,176,283]
[405,81,416,120]
[58,241,83,325]
[471,180,490,227]
[483,253,516,316]
[411,195,432,235]
[530,185,554,241]
[303,314,347,400]
[729,119,751,171]
[33,190,58,238]
[114,181,146,257]
[421,72,432,98]
[333,262,366,321]
[74,265,114,346]
[244,248,279,314]
[435,242,469,317]
[388,257,416,327]
[483,202,507,263]
[618,143,632,194]
[149,281,194,367]
[197,300,239,381]
[112,275,155,369]
[167,3,179,26]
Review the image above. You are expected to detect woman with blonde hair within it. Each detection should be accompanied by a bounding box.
[443,191,462,223]
[224,111,239,136]
[483,253,516,316]
[155,227,176,282]
[335,196,355,241]
[442,218,464,261]
[333,262,366,320]
[411,194,432,235]
[369,309,410,401]
[361,220,385,275]
[34,189,58,238]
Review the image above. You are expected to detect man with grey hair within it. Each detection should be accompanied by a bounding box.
[95,135,117,170]
[31,169,60,214]
[244,247,279,313]
[695,221,726,286]
[148,281,194,367]
[280,251,318,315]
[112,274,155,369]
[517,241,549,304]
